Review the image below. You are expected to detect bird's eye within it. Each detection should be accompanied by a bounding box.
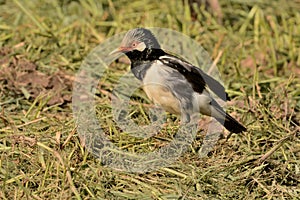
[132,42,138,47]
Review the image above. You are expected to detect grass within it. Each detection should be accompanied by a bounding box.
[0,0,299,199]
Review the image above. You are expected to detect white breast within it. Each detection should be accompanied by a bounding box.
[142,61,173,85]
[142,61,181,114]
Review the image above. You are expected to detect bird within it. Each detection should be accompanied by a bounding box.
[110,28,246,133]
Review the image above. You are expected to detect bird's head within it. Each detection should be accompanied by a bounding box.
[110,28,161,55]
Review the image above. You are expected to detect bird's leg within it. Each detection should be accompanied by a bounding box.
[180,112,190,124]
[180,102,194,124]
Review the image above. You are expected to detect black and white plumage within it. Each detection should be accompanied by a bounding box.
[111,28,246,133]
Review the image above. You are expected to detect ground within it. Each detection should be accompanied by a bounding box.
[0,0,299,199]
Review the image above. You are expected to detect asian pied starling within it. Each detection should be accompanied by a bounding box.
[110,28,246,133]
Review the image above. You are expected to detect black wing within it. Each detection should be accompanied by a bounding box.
[159,54,230,101]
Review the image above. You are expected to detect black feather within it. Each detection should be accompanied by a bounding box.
[159,55,230,101]
[215,113,247,133]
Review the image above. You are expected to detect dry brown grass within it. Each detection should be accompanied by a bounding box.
[0,0,299,199]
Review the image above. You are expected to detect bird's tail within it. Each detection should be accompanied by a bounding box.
[209,99,247,133]
[215,112,246,133]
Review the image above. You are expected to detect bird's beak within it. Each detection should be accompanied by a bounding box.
[109,47,121,55]
[109,47,129,55]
